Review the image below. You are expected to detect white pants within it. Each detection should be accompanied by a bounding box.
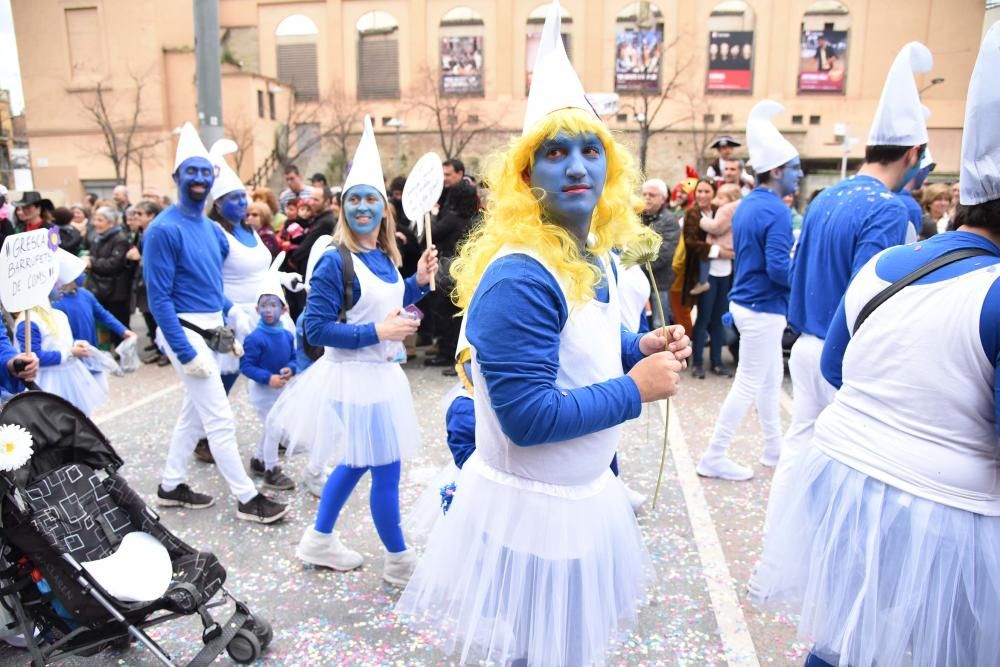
[706,302,786,458]
[157,313,257,503]
[249,382,282,470]
[762,334,837,530]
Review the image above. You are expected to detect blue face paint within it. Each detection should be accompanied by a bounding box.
[777,157,803,197]
[529,132,607,241]
[48,286,63,303]
[173,157,215,216]
[343,185,385,236]
[911,164,932,190]
[219,191,248,223]
[257,295,284,325]
[894,147,925,193]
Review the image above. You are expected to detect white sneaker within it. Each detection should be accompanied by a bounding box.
[303,466,326,498]
[696,455,753,481]
[296,528,364,571]
[383,548,418,586]
[623,484,647,514]
[759,447,781,467]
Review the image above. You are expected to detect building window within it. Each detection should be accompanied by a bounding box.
[268,91,276,120]
[65,7,105,80]
[809,115,821,125]
[276,14,320,102]
[703,113,716,124]
[720,113,733,124]
[357,11,401,100]
[526,4,572,94]
[614,2,665,94]
[616,113,628,122]
[792,114,804,125]
[440,7,485,96]
[257,90,265,118]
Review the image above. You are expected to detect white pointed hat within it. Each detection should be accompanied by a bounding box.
[746,100,798,173]
[173,122,213,172]
[256,252,288,306]
[55,248,86,286]
[342,116,387,202]
[960,23,1000,205]
[522,0,596,135]
[208,139,244,200]
[867,42,933,146]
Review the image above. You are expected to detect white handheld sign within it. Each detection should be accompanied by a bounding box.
[402,152,445,291]
[402,152,445,223]
[1,228,60,312]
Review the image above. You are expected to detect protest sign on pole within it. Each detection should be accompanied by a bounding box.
[1,228,61,351]
[403,152,445,292]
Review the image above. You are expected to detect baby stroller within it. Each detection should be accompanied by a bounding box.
[0,391,273,665]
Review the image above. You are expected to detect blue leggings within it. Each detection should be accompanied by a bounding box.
[221,372,238,395]
[804,651,837,667]
[314,461,406,553]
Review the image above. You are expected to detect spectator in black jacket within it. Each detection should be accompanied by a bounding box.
[287,186,337,320]
[85,206,133,342]
[425,159,478,371]
[390,176,421,278]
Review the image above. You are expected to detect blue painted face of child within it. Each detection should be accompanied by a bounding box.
[173,157,215,214]
[777,157,803,197]
[257,295,284,325]
[343,185,385,236]
[219,191,248,223]
[529,132,607,240]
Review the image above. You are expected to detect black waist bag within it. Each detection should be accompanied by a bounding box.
[301,243,355,361]
[179,319,237,354]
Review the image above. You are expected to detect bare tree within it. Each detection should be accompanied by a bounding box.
[273,81,362,184]
[683,94,732,174]
[224,114,256,174]
[80,72,160,184]
[617,35,694,173]
[409,67,499,161]
[127,133,169,191]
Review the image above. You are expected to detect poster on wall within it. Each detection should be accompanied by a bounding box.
[614,29,663,92]
[798,30,848,92]
[526,32,571,93]
[706,31,753,92]
[440,36,484,95]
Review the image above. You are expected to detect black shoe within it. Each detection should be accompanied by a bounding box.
[143,344,157,353]
[236,494,289,524]
[141,351,161,364]
[692,365,706,379]
[441,367,458,377]
[711,365,733,378]
[156,354,171,367]
[249,457,265,476]
[424,356,451,367]
[194,439,215,463]
[156,483,214,509]
[263,466,296,491]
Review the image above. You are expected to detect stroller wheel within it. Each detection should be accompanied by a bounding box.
[249,617,273,649]
[226,628,261,664]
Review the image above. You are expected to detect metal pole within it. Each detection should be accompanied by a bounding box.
[395,125,401,174]
[193,0,223,149]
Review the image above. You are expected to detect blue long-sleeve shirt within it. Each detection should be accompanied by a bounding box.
[728,187,794,314]
[0,331,24,396]
[142,206,232,363]
[788,175,910,338]
[16,321,63,366]
[822,233,1000,435]
[466,253,643,447]
[899,189,924,233]
[240,323,297,385]
[52,287,127,346]
[294,311,314,372]
[446,395,476,468]
[303,247,428,349]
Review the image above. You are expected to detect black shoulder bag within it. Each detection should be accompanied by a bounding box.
[852,247,993,335]
[301,243,354,361]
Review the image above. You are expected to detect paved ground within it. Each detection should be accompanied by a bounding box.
[1,338,809,666]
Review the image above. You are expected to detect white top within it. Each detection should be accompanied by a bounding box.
[220,228,272,306]
[814,255,1000,515]
[472,247,624,486]
[325,250,405,364]
[610,252,650,334]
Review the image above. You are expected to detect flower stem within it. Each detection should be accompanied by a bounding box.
[645,261,670,509]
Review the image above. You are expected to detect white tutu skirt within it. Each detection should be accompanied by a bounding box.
[402,462,460,545]
[396,454,652,666]
[37,360,108,417]
[265,357,419,468]
[752,447,1000,667]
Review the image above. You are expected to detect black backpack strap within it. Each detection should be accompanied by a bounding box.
[853,247,994,335]
[337,244,355,323]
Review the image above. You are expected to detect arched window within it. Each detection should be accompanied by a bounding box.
[798,0,850,93]
[706,0,756,93]
[276,14,319,102]
[526,3,572,94]
[357,11,400,100]
[439,7,485,96]
[614,2,664,92]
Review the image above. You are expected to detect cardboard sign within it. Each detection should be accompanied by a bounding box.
[1,228,60,312]
[403,152,445,224]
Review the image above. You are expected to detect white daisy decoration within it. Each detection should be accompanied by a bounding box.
[0,424,34,472]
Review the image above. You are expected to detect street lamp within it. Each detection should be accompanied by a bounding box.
[919,77,945,94]
[385,117,404,174]
[832,122,859,180]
